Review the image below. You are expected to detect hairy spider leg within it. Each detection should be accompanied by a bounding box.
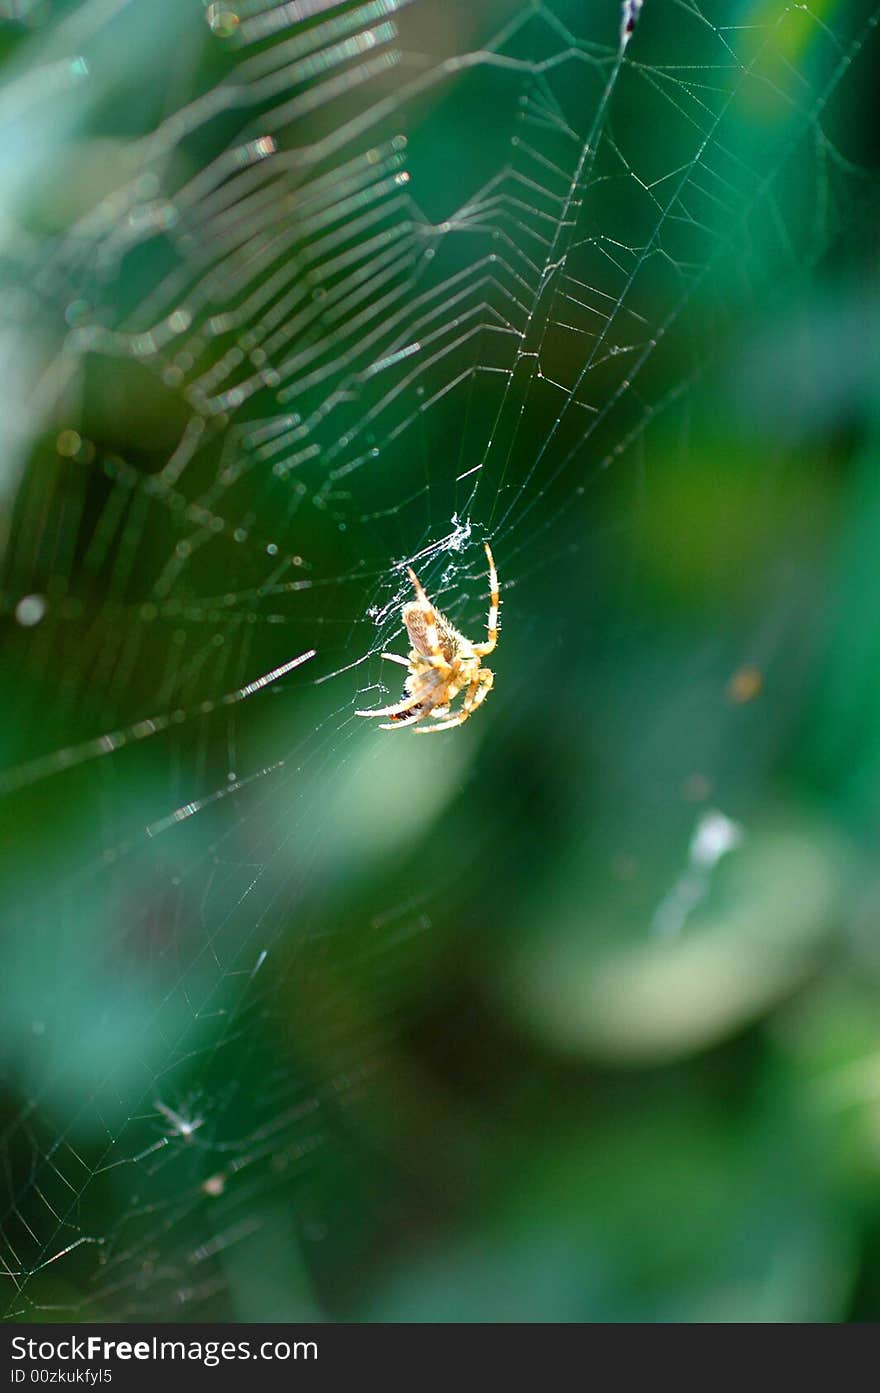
[355,661,447,721]
[415,676,482,734]
[378,708,427,731]
[471,543,499,657]
[356,693,424,719]
[425,672,468,718]
[415,668,494,733]
[378,662,453,728]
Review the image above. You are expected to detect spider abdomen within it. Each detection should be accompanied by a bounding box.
[402,601,459,662]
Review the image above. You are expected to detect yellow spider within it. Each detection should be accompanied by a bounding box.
[356,543,499,733]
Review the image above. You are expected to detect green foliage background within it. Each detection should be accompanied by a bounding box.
[2,0,880,1322]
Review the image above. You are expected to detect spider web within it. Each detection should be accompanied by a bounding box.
[0,0,877,1320]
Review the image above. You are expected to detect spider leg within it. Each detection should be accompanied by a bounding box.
[427,674,465,716]
[418,669,494,733]
[415,708,472,734]
[467,668,494,714]
[357,663,446,720]
[415,670,493,734]
[471,542,499,658]
[380,652,411,668]
[356,692,426,719]
[378,709,427,731]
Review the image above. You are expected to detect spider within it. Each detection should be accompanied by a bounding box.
[356,542,499,733]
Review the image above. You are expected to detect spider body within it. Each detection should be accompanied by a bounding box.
[357,543,499,733]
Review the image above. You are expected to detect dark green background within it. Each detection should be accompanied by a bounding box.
[2,0,880,1322]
